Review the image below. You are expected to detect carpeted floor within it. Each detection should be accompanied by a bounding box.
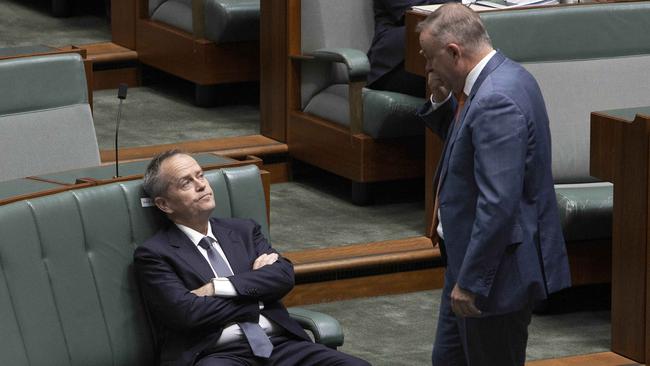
[305,288,611,366]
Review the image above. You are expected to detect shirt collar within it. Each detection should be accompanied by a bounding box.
[176,221,218,247]
[463,49,497,96]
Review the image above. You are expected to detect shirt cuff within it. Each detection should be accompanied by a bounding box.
[212,278,237,297]
[430,92,452,111]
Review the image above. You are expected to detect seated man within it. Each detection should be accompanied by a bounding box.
[134,150,370,366]
[367,0,457,97]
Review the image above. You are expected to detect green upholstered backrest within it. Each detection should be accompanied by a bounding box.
[0,165,267,366]
[482,3,650,63]
[479,2,650,183]
[0,53,100,182]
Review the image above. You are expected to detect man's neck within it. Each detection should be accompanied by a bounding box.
[172,216,210,235]
[458,47,494,93]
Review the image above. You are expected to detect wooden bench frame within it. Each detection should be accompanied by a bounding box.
[134,0,259,91]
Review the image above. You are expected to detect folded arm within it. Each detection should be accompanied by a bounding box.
[134,245,260,333]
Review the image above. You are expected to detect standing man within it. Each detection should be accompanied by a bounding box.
[134,150,370,366]
[416,4,571,365]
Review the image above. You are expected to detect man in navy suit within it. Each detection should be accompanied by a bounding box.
[134,150,370,366]
[367,0,456,97]
[416,4,571,365]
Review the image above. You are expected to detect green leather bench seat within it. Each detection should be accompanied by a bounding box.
[481,2,650,184]
[149,0,260,43]
[0,178,63,202]
[555,183,613,242]
[476,2,650,251]
[34,153,235,184]
[304,84,425,139]
[0,165,342,365]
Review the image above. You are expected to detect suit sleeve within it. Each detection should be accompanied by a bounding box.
[456,92,528,298]
[134,245,260,333]
[228,220,295,303]
[417,97,455,139]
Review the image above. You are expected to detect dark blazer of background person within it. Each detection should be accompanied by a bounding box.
[367,0,455,96]
[134,217,310,365]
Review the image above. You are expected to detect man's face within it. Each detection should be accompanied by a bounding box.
[419,30,458,90]
[155,154,215,222]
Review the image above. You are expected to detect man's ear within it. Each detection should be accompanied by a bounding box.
[447,43,461,61]
[155,196,173,214]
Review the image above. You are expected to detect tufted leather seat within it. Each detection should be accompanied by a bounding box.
[0,165,343,365]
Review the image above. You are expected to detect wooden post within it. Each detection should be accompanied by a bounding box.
[590,110,650,363]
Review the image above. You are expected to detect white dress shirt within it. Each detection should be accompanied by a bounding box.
[176,222,279,345]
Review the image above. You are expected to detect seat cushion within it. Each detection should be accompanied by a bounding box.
[303,84,425,139]
[555,182,612,242]
[150,0,260,43]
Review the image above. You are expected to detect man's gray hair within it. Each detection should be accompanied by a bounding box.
[142,149,185,198]
[416,3,491,54]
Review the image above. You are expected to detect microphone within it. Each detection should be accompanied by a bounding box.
[114,83,128,178]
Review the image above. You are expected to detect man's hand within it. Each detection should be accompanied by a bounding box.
[191,282,215,297]
[253,253,279,270]
[450,283,481,317]
[427,71,451,103]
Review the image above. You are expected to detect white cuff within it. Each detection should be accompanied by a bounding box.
[212,278,237,297]
[430,92,452,111]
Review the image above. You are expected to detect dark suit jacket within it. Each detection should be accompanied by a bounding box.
[367,0,453,86]
[419,52,571,315]
[134,217,310,366]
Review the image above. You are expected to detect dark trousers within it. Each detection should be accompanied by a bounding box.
[367,62,426,98]
[195,335,371,366]
[432,278,532,366]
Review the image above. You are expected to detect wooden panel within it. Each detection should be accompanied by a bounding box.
[99,135,288,162]
[525,352,640,366]
[591,112,625,182]
[93,68,140,90]
[285,236,434,263]
[136,19,259,85]
[260,0,288,142]
[283,267,445,306]
[590,112,650,363]
[260,170,271,225]
[566,240,611,286]
[611,115,650,362]
[405,10,426,76]
[81,42,138,63]
[288,112,424,182]
[111,0,137,49]
[262,162,290,184]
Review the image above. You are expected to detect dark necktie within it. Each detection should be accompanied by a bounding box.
[198,237,274,358]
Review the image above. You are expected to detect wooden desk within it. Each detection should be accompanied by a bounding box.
[591,107,650,363]
[32,153,245,185]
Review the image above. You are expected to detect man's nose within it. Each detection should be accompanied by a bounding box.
[195,177,206,190]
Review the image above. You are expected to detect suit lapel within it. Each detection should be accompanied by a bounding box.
[438,52,507,189]
[167,225,215,282]
[210,218,250,275]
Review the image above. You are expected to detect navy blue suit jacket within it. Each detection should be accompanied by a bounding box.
[367,0,453,86]
[419,52,571,315]
[134,217,310,366]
